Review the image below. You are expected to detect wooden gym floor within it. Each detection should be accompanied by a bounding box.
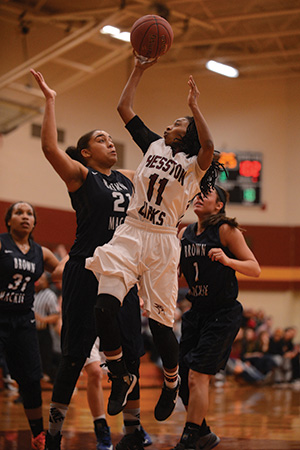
[1,355,300,449]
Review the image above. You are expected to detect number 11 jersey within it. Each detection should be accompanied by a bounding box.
[125,115,204,228]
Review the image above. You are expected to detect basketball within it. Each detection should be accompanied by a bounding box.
[130,15,174,59]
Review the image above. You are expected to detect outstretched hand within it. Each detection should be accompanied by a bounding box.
[30,69,56,100]
[133,50,158,70]
[187,75,200,108]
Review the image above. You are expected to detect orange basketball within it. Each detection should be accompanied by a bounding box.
[130,15,174,59]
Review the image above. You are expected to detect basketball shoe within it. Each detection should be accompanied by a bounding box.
[154,376,181,421]
[171,427,220,450]
[106,358,137,416]
[95,422,113,450]
[44,431,62,450]
[116,428,144,450]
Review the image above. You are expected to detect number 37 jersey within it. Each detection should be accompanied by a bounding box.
[125,115,205,228]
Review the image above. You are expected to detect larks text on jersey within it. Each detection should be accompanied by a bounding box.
[138,201,166,226]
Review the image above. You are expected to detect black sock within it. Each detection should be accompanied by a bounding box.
[183,419,210,437]
[180,423,200,444]
[185,419,210,437]
[29,417,44,438]
[94,418,108,436]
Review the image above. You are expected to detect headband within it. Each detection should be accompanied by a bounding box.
[214,185,227,213]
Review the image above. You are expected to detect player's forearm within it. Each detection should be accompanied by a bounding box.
[41,98,59,157]
[191,105,214,152]
[225,257,261,278]
[117,66,144,123]
[191,105,214,170]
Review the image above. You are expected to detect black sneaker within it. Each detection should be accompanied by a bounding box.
[171,430,220,450]
[170,426,200,450]
[116,428,144,450]
[107,372,137,416]
[45,431,62,450]
[154,376,181,421]
[197,432,220,450]
[95,423,113,450]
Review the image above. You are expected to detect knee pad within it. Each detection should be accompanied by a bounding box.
[19,380,42,409]
[148,319,179,369]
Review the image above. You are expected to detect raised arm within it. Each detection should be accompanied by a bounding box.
[30,69,87,192]
[117,57,157,125]
[187,76,214,171]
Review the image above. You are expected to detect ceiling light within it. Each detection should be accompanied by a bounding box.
[206,60,239,78]
[101,25,119,35]
[113,31,131,42]
[100,26,131,43]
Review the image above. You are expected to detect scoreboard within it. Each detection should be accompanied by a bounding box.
[217,151,262,205]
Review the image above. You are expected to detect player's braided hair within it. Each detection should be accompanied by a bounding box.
[199,152,228,200]
[66,130,97,166]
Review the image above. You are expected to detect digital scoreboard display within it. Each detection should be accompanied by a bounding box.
[217,151,262,205]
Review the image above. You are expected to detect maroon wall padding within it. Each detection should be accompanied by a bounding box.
[0,200,76,251]
[1,200,299,290]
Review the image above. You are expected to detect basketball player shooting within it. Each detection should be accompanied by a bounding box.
[85,51,218,425]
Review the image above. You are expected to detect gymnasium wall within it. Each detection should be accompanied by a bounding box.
[1,59,300,331]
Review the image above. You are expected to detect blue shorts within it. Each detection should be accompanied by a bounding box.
[179,300,243,405]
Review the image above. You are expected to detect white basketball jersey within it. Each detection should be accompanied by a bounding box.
[127,138,204,228]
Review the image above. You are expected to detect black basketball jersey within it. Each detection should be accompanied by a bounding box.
[0,233,44,312]
[69,168,134,258]
[180,221,238,310]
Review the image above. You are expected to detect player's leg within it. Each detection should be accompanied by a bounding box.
[45,260,97,449]
[148,318,180,422]
[94,288,136,416]
[141,230,181,422]
[87,223,143,416]
[84,350,113,450]
[7,311,46,450]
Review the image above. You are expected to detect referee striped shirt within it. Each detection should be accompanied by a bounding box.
[33,288,59,330]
